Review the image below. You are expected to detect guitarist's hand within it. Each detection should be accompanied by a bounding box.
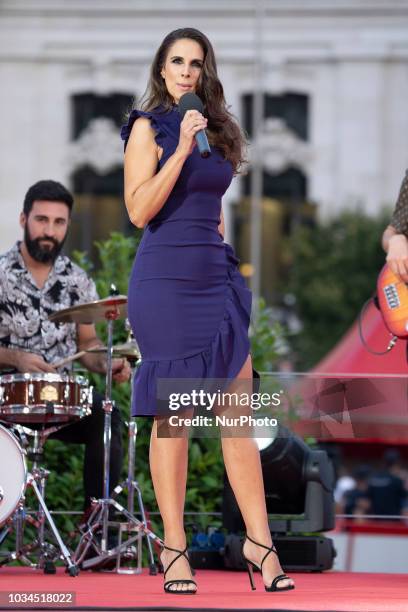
[386,234,408,282]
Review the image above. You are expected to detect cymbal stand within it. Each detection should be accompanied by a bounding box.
[0,426,79,576]
[111,358,157,574]
[74,309,163,571]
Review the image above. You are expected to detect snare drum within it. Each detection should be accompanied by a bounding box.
[0,373,92,425]
[0,424,26,525]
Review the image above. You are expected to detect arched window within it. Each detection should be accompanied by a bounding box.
[65,93,134,263]
[242,92,309,201]
[234,92,314,303]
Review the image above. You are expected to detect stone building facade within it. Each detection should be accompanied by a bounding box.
[1,0,407,254]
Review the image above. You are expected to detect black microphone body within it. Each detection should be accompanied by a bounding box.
[178,92,211,158]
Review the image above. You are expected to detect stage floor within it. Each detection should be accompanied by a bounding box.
[0,567,407,612]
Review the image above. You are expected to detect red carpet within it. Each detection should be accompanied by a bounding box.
[0,568,407,612]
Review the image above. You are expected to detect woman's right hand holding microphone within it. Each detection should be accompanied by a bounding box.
[176,109,208,158]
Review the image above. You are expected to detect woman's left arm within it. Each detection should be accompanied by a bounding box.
[218,208,225,239]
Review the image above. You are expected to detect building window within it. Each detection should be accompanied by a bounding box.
[242,92,309,201]
[235,92,314,304]
[65,93,134,263]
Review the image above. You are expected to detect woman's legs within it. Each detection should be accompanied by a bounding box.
[150,417,196,592]
[149,355,293,591]
[220,355,294,589]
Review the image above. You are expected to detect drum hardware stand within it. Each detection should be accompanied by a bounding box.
[109,326,158,574]
[74,306,163,572]
[0,426,79,576]
[110,361,157,574]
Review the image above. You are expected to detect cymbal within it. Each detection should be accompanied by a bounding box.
[49,296,128,324]
[86,341,141,361]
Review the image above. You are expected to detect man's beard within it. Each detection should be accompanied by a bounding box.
[24,226,66,264]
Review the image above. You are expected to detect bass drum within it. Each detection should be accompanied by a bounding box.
[0,424,26,525]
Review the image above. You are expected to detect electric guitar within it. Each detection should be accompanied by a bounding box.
[377,264,408,338]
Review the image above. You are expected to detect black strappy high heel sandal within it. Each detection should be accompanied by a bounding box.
[242,535,295,592]
[161,544,197,595]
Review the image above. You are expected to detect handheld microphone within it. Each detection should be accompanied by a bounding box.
[178,92,211,158]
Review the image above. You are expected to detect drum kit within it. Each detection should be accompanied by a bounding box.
[0,293,162,576]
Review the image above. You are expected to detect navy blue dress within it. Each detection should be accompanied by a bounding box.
[121,106,253,416]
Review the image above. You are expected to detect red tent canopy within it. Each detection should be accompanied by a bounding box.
[316,301,407,375]
[291,302,408,444]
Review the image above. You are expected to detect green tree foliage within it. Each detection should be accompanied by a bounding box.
[288,209,390,370]
[250,297,288,372]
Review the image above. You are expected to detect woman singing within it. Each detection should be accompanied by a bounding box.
[121,27,295,595]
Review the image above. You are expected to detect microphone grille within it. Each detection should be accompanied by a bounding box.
[178,93,204,119]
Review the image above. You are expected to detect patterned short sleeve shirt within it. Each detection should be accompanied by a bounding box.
[0,242,98,368]
[390,170,408,235]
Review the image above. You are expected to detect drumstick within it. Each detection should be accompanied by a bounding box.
[53,350,87,368]
[53,344,102,369]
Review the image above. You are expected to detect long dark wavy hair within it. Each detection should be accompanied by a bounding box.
[137,28,246,174]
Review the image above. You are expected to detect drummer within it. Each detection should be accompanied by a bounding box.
[0,179,130,512]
